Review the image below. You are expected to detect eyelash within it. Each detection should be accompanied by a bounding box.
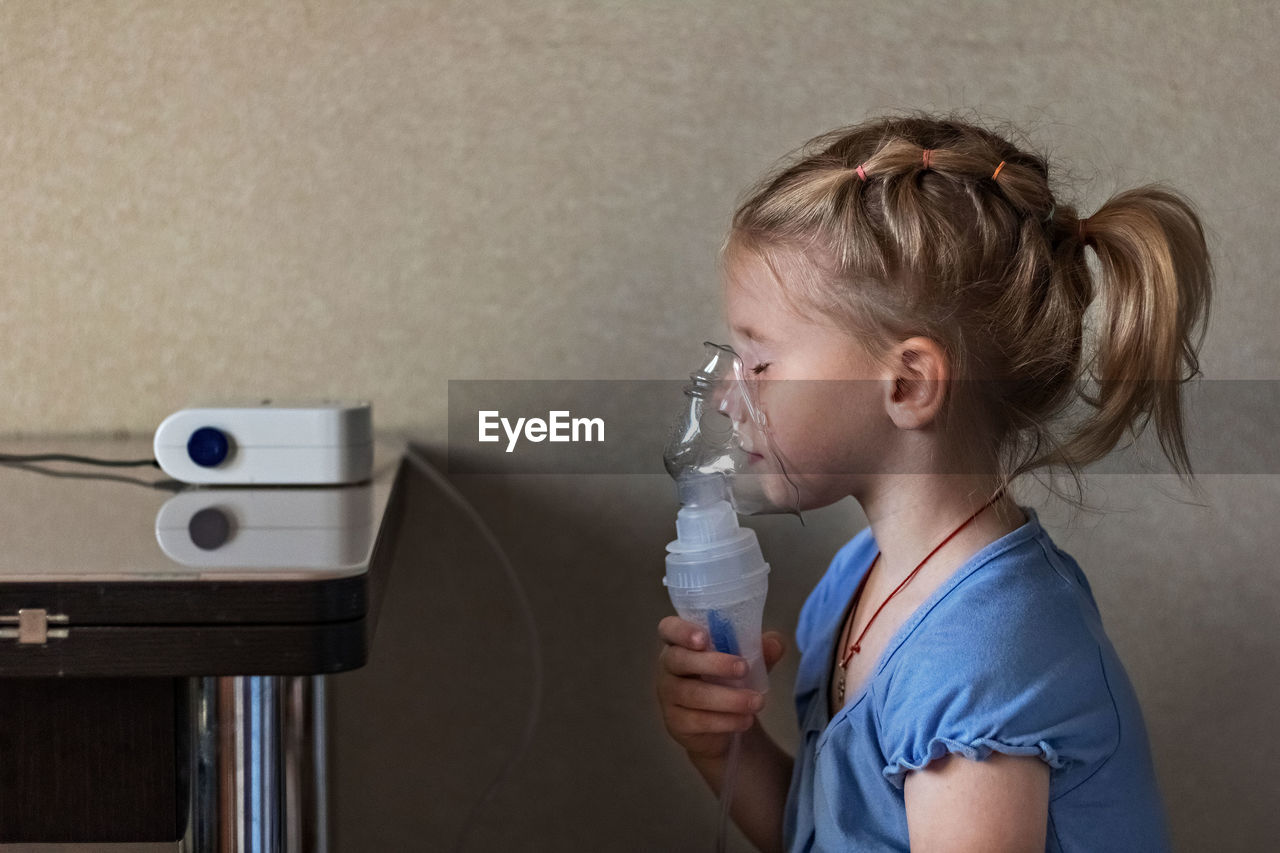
[751,363,771,375]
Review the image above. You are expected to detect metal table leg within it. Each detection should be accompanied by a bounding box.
[185,676,328,853]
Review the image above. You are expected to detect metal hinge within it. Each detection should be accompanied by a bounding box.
[0,609,70,644]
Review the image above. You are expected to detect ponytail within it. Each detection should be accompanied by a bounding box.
[1032,185,1213,482]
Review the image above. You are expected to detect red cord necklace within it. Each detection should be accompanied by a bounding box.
[833,487,1008,706]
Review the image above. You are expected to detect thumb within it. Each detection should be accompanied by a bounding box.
[762,631,787,672]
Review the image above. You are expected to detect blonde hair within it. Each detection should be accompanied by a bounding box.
[727,110,1214,507]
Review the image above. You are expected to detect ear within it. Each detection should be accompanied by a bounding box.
[881,337,949,430]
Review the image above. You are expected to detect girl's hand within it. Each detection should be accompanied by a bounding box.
[655,615,787,761]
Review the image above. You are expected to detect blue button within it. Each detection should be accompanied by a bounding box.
[188,427,230,468]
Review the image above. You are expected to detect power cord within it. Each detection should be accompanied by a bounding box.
[0,452,159,468]
[0,452,173,489]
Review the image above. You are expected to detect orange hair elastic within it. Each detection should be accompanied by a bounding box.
[922,149,933,170]
[992,160,1006,179]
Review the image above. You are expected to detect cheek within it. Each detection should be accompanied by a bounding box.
[757,389,841,472]
[762,383,882,478]
[772,379,829,421]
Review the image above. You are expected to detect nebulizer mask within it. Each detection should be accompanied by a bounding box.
[662,341,801,849]
[663,339,800,685]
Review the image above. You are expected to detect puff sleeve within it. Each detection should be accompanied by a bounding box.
[874,559,1121,792]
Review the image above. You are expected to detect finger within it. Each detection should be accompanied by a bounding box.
[665,706,756,736]
[659,644,748,680]
[658,615,707,650]
[762,632,786,670]
[665,679,764,716]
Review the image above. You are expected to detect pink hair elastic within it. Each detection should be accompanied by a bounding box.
[856,164,868,181]
[922,149,933,170]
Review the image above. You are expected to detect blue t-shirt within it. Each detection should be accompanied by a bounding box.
[783,505,1172,852]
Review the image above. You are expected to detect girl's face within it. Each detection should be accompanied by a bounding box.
[722,247,893,511]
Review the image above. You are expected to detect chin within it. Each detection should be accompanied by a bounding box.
[790,476,858,514]
[797,493,849,514]
[752,467,853,516]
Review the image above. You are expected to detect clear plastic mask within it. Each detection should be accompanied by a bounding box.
[663,341,802,519]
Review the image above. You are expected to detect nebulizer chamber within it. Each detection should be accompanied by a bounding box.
[664,475,772,692]
[663,342,800,695]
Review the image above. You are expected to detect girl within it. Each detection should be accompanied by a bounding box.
[655,111,1211,852]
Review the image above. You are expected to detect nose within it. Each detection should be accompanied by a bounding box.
[715,378,748,425]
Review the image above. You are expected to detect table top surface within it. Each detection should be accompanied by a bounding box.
[0,436,408,675]
[0,436,403,584]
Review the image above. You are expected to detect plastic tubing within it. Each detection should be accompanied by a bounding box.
[717,730,744,853]
[402,444,544,852]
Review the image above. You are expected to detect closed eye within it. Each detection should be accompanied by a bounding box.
[751,363,771,375]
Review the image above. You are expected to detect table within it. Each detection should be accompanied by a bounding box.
[0,437,407,851]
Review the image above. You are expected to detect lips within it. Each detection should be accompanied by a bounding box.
[734,428,766,462]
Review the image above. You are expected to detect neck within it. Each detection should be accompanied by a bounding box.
[856,474,1027,590]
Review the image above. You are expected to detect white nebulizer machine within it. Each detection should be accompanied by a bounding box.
[153,401,373,485]
[662,342,801,851]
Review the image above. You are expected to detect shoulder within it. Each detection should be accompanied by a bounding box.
[796,526,875,654]
[920,531,1089,658]
[875,528,1120,790]
[889,528,1099,685]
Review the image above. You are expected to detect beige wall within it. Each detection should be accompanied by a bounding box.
[3,1,1278,850]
